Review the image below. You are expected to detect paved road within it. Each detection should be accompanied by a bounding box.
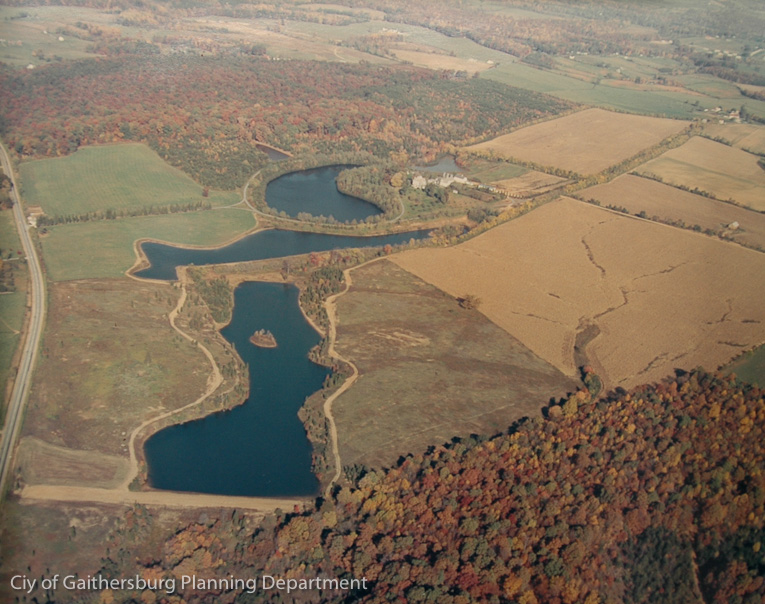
[0,141,46,498]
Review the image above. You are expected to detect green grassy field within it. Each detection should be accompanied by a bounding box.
[724,344,765,387]
[41,208,255,281]
[0,209,27,419]
[462,159,528,183]
[19,144,238,216]
[287,19,513,66]
[0,7,97,66]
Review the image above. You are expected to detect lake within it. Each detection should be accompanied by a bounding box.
[265,165,382,222]
[140,166,429,496]
[144,281,326,496]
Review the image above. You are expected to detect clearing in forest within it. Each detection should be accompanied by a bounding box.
[466,108,688,175]
[582,174,765,250]
[331,259,577,468]
[392,197,765,390]
[635,136,765,211]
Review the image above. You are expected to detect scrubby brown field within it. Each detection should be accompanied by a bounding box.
[636,136,765,210]
[331,260,577,468]
[467,108,688,175]
[391,49,493,74]
[392,197,765,390]
[20,279,210,482]
[493,170,570,196]
[702,122,765,154]
[582,174,765,250]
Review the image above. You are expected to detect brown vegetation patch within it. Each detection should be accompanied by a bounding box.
[582,174,765,250]
[23,279,210,457]
[467,108,688,175]
[636,136,765,210]
[331,260,577,468]
[392,197,765,390]
[16,437,129,489]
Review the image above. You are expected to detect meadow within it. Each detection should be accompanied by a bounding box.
[40,208,255,281]
[467,108,688,175]
[331,259,576,468]
[582,174,765,250]
[635,136,765,210]
[392,197,765,391]
[17,278,211,488]
[19,144,238,217]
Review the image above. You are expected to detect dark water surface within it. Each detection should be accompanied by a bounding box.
[139,166,430,496]
[137,229,426,281]
[145,282,326,496]
[266,165,382,222]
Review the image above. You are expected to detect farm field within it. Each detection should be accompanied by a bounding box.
[40,208,255,281]
[0,6,98,66]
[635,136,765,211]
[391,49,493,74]
[467,108,688,175]
[702,122,765,154]
[331,259,577,468]
[494,170,570,197]
[392,197,765,390]
[19,144,238,217]
[581,174,765,250]
[482,63,716,118]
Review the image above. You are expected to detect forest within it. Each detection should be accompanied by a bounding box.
[85,370,764,604]
[0,56,571,190]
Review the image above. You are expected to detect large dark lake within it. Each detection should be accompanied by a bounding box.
[144,282,326,496]
[266,165,382,222]
[140,167,428,496]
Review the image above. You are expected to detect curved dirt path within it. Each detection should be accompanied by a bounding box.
[321,258,386,496]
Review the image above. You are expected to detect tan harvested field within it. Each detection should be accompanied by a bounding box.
[22,279,210,460]
[702,122,765,154]
[582,174,765,250]
[494,170,570,197]
[636,136,765,210]
[467,108,688,175]
[391,49,494,74]
[331,259,577,468]
[392,197,765,390]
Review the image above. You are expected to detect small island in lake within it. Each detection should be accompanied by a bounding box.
[250,329,277,348]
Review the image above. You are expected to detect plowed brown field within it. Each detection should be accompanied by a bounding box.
[467,108,688,174]
[392,197,765,390]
